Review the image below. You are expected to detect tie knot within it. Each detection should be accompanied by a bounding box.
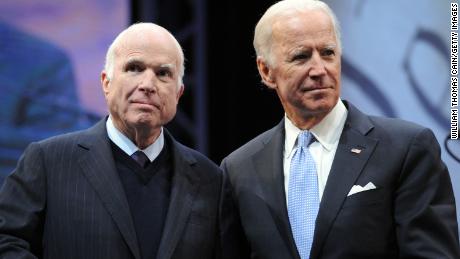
[131,151,150,168]
[298,131,314,147]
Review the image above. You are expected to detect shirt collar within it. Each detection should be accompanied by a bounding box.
[106,116,164,162]
[284,99,348,156]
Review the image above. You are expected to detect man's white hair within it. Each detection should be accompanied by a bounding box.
[253,0,341,66]
[104,22,185,87]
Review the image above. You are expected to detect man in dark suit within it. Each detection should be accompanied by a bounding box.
[221,0,460,258]
[0,23,223,259]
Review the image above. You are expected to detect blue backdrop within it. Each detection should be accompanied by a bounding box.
[0,0,128,180]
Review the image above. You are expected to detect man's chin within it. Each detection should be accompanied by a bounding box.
[129,116,160,129]
[301,95,336,109]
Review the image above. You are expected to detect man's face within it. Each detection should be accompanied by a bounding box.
[102,29,183,136]
[259,9,341,128]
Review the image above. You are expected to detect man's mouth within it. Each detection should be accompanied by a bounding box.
[131,100,160,110]
[301,86,330,92]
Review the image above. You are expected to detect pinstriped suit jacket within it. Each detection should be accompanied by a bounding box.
[0,119,223,259]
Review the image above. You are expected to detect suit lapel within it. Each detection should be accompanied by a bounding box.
[252,121,301,259]
[76,119,141,259]
[310,102,378,259]
[156,130,199,259]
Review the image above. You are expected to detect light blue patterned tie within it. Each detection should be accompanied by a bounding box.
[288,131,319,259]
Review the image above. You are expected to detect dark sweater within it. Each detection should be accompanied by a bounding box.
[111,141,172,259]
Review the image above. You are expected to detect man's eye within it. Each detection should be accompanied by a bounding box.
[321,49,335,56]
[126,63,144,72]
[292,53,310,61]
[157,69,172,78]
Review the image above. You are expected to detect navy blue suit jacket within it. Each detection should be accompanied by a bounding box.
[0,119,223,259]
[221,101,460,258]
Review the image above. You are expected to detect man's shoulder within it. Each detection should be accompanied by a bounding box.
[166,133,221,176]
[223,122,282,165]
[367,115,429,138]
[346,101,430,140]
[176,140,217,165]
[35,121,103,149]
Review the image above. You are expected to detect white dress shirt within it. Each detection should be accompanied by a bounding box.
[106,116,164,162]
[284,100,348,203]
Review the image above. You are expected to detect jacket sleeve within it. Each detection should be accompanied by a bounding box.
[0,142,46,259]
[217,159,251,259]
[395,128,460,258]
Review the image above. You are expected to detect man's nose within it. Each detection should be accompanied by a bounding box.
[138,70,157,93]
[309,53,327,79]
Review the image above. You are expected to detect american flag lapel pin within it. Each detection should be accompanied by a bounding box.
[351,148,362,154]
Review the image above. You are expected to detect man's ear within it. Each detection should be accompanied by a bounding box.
[176,84,184,101]
[256,57,276,89]
[101,71,110,97]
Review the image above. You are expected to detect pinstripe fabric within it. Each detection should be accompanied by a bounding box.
[0,119,223,259]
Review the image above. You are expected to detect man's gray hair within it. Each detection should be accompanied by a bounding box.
[253,0,341,66]
[104,22,185,86]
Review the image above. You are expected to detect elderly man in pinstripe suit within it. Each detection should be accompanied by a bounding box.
[0,22,234,259]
